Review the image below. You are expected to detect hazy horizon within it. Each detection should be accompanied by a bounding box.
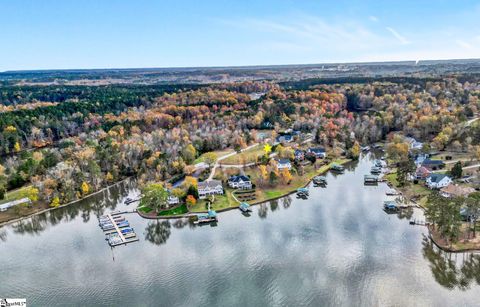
[2,57,480,74]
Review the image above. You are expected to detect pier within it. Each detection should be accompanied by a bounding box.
[99,212,139,247]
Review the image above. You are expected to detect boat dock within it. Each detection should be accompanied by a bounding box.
[364,175,378,184]
[99,212,139,247]
[193,210,218,224]
[409,219,429,226]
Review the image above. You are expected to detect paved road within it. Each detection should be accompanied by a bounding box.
[206,143,259,181]
[432,163,480,173]
[204,137,313,181]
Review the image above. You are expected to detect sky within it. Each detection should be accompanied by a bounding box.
[1,0,480,71]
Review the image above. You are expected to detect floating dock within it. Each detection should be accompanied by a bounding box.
[99,212,139,247]
[364,175,378,184]
[239,202,251,213]
[194,210,218,224]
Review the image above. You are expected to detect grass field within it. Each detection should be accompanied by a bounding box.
[189,193,235,212]
[194,149,233,164]
[221,145,265,165]
[0,186,31,205]
[158,204,188,216]
[384,171,399,187]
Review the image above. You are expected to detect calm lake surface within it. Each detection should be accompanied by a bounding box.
[1,155,480,306]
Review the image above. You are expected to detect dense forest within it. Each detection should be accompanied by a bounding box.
[1,75,480,208]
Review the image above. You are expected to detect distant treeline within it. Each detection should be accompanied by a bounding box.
[279,76,448,90]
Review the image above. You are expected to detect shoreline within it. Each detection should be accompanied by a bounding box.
[137,159,351,219]
[0,177,133,228]
[383,173,480,252]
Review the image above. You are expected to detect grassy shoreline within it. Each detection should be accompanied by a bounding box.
[139,158,351,218]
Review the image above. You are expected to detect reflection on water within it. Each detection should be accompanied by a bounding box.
[1,155,480,306]
[144,220,172,245]
[0,179,138,242]
[422,238,480,290]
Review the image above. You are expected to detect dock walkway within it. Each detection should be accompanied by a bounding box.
[106,213,126,243]
[99,211,139,247]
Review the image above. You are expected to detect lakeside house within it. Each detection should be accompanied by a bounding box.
[276,134,293,144]
[415,154,429,166]
[307,147,327,159]
[198,180,224,199]
[0,197,31,212]
[294,149,305,161]
[415,166,432,180]
[168,195,180,206]
[405,137,423,151]
[426,174,452,189]
[440,184,476,198]
[421,159,445,171]
[276,158,292,170]
[227,175,252,189]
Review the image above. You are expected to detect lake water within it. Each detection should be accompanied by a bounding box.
[1,155,479,306]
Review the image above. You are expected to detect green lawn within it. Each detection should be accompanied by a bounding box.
[158,204,188,216]
[137,205,153,214]
[189,193,235,212]
[221,145,265,165]
[409,184,431,196]
[194,149,232,164]
[384,172,399,187]
[0,186,31,205]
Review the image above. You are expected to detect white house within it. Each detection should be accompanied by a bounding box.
[405,137,423,151]
[307,147,327,159]
[276,158,292,170]
[198,180,224,199]
[167,195,180,206]
[228,175,252,189]
[426,174,452,189]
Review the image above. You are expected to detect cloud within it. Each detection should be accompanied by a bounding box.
[369,15,378,22]
[386,27,410,45]
[456,40,472,49]
[222,16,388,52]
[217,13,480,64]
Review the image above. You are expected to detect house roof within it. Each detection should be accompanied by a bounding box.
[277,135,293,141]
[440,184,476,197]
[416,166,431,175]
[198,180,222,189]
[422,159,444,166]
[294,149,305,155]
[228,175,250,183]
[276,158,291,164]
[309,147,326,153]
[427,173,450,183]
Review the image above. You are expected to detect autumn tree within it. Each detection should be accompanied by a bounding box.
[50,197,61,208]
[203,152,218,167]
[280,168,293,185]
[19,186,39,203]
[81,181,90,196]
[182,144,197,164]
[387,136,409,161]
[186,195,196,207]
[140,183,169,213]
[349,141,361,160]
